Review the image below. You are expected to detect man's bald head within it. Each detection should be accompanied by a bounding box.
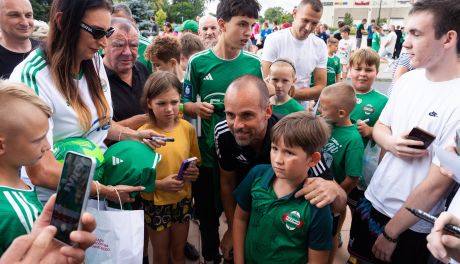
[0,0,34,43]
[226,75,269,110]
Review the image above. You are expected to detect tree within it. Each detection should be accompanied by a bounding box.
[167,0,205,23]
[344,12,354,27]
[125,0,154,32]
[155,9,167,29]
[264,7,284,24]
[30,0,51,22]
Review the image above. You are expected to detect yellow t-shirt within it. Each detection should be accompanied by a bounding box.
[139,119,201,205]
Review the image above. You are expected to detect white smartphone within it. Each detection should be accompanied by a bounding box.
[50,151,95,245]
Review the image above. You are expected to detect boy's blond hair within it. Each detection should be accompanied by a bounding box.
[0,80,52,118]
[321,82,356,113]
[271,112,330,155]
[348,48,380,71]
[270,58,297,97]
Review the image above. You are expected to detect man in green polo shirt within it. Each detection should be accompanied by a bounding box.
[233,112,333,264]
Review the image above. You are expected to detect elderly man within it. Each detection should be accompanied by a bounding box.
[215,74,347,262]
[198,15,219,48]
[103,18,149,129]
[111,3,153,73]
[0,0,39,78]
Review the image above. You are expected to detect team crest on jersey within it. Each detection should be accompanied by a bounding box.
[356,98,362,104]
[282,210,303,230]
[101,79,108,92]
[361,104,375,115]
[184,83,193,98]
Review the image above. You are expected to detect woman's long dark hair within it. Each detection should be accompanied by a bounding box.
[45,0,112,131]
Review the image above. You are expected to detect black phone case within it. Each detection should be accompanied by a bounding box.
[407,127,436,149]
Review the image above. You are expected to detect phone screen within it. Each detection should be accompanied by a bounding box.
[50,152,95,245]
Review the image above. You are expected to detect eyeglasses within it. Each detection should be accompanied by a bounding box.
[80,22,115,39]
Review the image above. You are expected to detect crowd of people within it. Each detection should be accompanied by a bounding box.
[0,0,460,263]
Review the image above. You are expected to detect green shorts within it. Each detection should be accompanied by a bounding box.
[141,198,192,232]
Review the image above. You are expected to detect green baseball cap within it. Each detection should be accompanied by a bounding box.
[100,140,161,194]
[178,20,199,33]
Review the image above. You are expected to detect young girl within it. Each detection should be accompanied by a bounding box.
[268,58,304,115]
[138,71,200,264]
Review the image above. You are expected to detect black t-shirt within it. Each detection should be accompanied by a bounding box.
[0,39,40,79]
[356,24,365,38]
[105,61,149,122]
[215,114,332,185]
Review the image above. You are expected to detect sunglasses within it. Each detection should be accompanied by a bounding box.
[80,22,115,39]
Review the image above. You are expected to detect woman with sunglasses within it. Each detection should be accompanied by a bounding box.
[161,21,174,37]
[9,0,163,203]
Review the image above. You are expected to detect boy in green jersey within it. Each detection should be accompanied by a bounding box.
[372,25,382,52]
[181,0,263,262]
[233,112,332,264]
[326,38,341,86]
[0,81,51,254]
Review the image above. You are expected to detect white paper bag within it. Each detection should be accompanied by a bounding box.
[85,184,144,264]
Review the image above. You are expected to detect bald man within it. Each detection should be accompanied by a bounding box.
[198,15,219,48]
[0,0,40,78]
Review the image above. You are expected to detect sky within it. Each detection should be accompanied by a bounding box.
[204,0,299,16]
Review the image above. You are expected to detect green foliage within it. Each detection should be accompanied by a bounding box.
[263,7,292,24]
[167,0,204,23]
[155,9,167,28]
[344,13,354,27]
[30,0,51,22]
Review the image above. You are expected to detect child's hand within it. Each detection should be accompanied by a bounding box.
[195,102,214,119]
[156,175,185,192]
[183,162,199,182]
[357,119,372,138]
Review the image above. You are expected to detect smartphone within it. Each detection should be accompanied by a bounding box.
[407,127,436,149]
[150,136,175,142]
[176,157,198,181]
[50,151,95,245]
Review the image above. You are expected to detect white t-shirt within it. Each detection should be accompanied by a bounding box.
[337,38,354,65]
[262,28,327,89]
[365,69,460,233]
[10,49,113,201]
[384,31,397,53]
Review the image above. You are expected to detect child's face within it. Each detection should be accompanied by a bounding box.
[350,62,377,93]
[319,95,341,124]
[151,55,176,73]
[147,88,180,124]
[328,43,338,54]
[269,65,295,99]
[220,16,255,50]
[270,138,312,182]
[1,109,50,167]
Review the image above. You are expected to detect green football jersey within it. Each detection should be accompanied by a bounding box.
[372,32,381,52]
[138,34,153,73]
[182,49,263,167]
[0,186,43,255]
[234,164,332,263]
[272,98,304,115]
[322,125,364,183]
[350,89,388,146]
[326,55,341,86]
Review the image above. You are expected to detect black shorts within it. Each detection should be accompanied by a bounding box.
[348,197,430,263]
[347,187,365,211]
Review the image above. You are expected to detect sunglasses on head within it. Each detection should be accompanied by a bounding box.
[80,22,115,39]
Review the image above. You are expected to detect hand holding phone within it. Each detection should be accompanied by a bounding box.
[407,127,436,149]
[176,157,198,181]
[50,151,95,246]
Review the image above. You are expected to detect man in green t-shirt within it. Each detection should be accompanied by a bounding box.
[181,0,263,262]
